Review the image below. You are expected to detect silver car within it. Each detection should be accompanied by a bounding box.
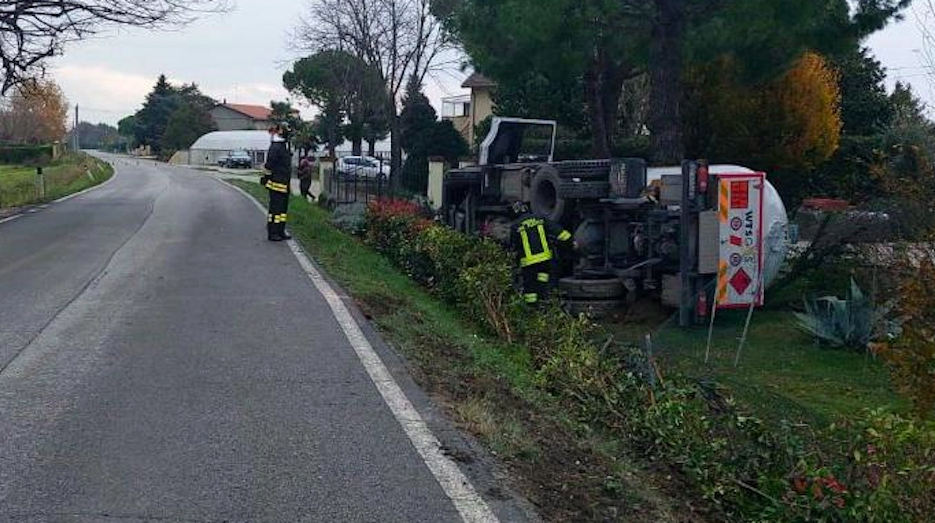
[336,156,388,179]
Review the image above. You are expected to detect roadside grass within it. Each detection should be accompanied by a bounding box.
[610,305,905,426]
[0,153,114,209]
[230,180,695,522]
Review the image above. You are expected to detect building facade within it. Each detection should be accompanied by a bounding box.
[209,103,273,132]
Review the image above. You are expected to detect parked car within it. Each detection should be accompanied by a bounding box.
[220,150,253,169]
[336,156,389,179]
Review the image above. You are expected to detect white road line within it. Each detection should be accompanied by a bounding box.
[223,180,500,523]
[0,214,23,225]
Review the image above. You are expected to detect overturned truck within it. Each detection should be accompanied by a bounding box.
[439,118,790,324]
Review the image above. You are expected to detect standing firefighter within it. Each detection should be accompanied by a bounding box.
[509,201,573,305]
[262,125,292,241]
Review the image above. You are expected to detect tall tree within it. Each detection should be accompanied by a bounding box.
[161,103,216,154]
[66,122,120,150]
[296,0,450,189]
[0,1,226,94]
[685,52,843,204]
[447,0,642,158]
[0,80,68,144]
[448,0,910,164]
[128,75,216,155]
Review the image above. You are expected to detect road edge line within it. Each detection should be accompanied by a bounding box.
[221,179,500,523]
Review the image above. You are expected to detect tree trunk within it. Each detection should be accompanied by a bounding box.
[367,139,376,157]
[649,0,685,165]
[585,48,630,159]
[352,137,363,156]
[585,60,611,158]
[389,110,403,193]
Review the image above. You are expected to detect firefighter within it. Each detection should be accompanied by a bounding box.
[509,201,574,305]
[262,125,292,241]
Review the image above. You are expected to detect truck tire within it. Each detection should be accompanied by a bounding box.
[564,299,624,318]
[559,277,625,300]
[530,166,565,222]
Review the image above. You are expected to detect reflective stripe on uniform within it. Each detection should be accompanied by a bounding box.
[558,230,572,242]
[265,180,289,193]
[268,214,274,223]
[519,218,552,267]
[523,293,539,304]
[537,273,550,283]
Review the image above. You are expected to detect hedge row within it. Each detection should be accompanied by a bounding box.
[0,144,53,165]
[363,199,935,522]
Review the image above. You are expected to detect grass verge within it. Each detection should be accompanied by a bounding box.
[0,152,114,210]
[609,302,905,426]
[230,180,699,522]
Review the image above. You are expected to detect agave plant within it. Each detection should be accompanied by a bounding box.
[794,278,900,351]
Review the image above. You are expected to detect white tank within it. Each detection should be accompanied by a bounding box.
[647,165,790,287]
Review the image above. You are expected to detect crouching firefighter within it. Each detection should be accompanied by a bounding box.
[262,125,292,241]
[509,201,573,305]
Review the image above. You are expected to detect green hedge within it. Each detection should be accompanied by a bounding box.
[0,144,53,165]
[364,198,935,522]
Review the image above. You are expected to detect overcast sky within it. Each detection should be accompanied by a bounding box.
[50,0,934,127]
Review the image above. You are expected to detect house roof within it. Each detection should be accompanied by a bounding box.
[219,103,272,121]
[461,72,497,89]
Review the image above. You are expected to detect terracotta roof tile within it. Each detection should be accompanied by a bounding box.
[222,103,273,121]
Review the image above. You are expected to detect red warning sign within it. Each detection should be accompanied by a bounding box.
[730,181,749,209]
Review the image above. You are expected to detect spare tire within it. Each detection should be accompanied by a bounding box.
[530,166,565,222]
[559,277,625,300]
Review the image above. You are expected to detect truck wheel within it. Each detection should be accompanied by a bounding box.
[564,299,624,319]
[559,277,625,300]
[530,166,565,222]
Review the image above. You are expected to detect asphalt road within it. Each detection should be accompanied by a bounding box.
[0,156,521,523]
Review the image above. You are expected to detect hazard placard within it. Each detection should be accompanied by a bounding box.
[717,173,765,308]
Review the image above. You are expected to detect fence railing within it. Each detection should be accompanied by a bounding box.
[324,165,390,205]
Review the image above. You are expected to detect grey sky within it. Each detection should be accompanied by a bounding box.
[51,0,933,127]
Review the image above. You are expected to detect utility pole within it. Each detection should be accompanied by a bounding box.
[74,104,80,151]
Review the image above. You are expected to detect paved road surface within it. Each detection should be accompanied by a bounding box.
[0,156,521,522]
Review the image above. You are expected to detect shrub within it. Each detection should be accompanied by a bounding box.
[794,278,898,351]
[361,197,935,522]
[0,144,53,165]
[877,257,935,418]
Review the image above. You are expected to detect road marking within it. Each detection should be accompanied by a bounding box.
[223,180,500,523]
[0,214,23,224]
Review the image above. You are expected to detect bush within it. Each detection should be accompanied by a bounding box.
[877,257,935,418]
[794,278,898,351]
[0,144,53,165]
[362,197,935,522]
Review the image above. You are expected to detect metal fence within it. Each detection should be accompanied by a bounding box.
[323,165,390,205]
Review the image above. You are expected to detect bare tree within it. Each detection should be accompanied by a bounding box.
[296,0,451,190]
[918,0,935,103]
[0,0,227,94]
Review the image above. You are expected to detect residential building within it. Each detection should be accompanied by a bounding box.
[210,103,273,132]
[442,72,497,147]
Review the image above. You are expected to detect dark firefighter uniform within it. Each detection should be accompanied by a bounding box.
[263,136,292,241]
[510,210,573,305]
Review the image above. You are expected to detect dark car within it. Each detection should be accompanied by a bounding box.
[221,150,253,169]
